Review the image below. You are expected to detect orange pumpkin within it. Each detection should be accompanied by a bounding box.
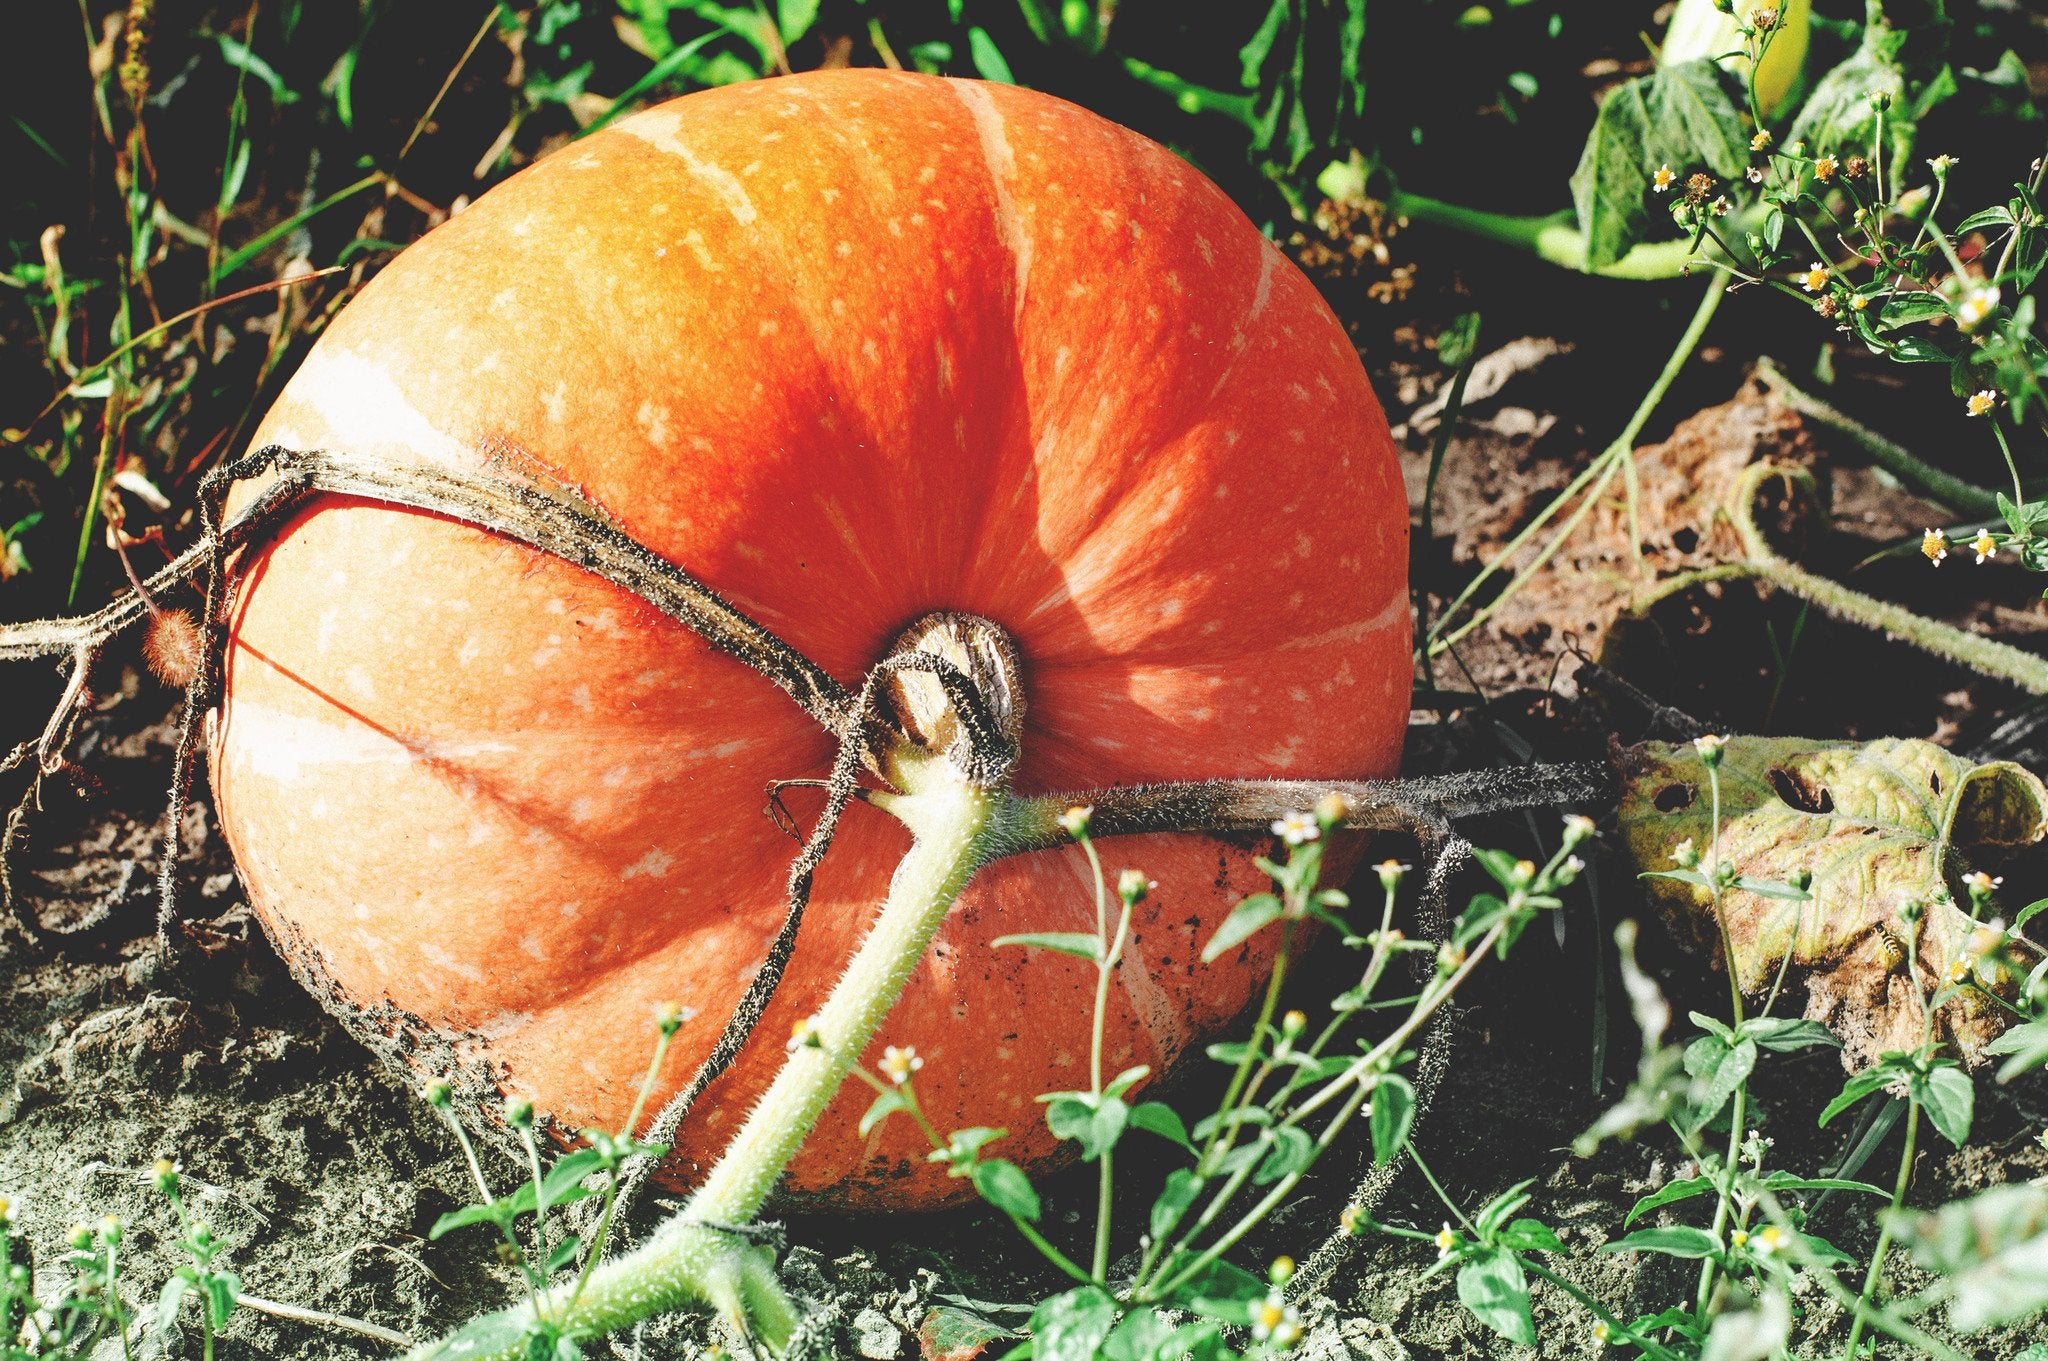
[212,70,1408,1209]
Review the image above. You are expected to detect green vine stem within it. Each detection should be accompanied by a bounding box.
[1631,460,2048,695]
[1387,191,1752,281]
[1753,356,2002,520]
[1427,271,1729,657]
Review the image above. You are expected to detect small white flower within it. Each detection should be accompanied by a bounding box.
[1957,286,2000,332]
[1972,531,1998,564]
[1249,1291,1300,1346]
[1692,733,1727,760]
[879,1044,923,1085]
[1746,165,1765,184]
[1922,528,1949,565]
[1057,805,1093,838]
[787,1015,821,1052]
[1928,153,1959,174]
[1563,813,1597,843]
[1271,811,1320,846]
[1967,389,1999,418]
[1750,130,1772,153]
[1652,164,1677,193]
[1799,262,1829,293]
[1435,1222,1459,1258]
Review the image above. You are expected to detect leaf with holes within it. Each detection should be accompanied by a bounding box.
[1615,737,2047,1070]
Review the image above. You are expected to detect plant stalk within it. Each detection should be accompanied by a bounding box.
[404,748,997,1360]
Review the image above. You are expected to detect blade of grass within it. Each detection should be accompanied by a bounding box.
[208,174,381,288]
[580,29,727,138]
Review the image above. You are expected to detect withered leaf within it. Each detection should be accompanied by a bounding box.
[1616,737,2048,1070]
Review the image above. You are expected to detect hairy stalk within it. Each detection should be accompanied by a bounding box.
[1752,357,2001,519]
[405,749,998,1360]
[1724,462,2048,694]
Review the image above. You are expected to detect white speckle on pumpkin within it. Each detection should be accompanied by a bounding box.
[621,847,675,880]
[680,229,719,272]
[635,399,671,446]
[418,941,486,983]
[570,797,597,823]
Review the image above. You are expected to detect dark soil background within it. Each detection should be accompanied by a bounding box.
[8,2,2048,1358]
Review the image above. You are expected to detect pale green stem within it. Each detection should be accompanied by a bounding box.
[1429,273,1728,656]
[1091,893,1132,1281]
[404,752,997,1360]
[1752,356,2001,519]
[1841,1100,1920,1361]
[1388,191,1753,280]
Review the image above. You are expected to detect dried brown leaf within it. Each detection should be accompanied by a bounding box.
[1616,736,2048,1069]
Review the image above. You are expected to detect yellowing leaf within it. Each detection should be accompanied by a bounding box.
[1616,737,2047,1069]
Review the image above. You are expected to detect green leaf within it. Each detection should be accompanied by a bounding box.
[1899,1183,2048,1333]
[973,1159,1041,1222]
[1626,1175,1716,1226]
[1103,1065,1151,1101]
[1604,1226,1723,1259]
[1253,1125,1314,1185]
[920,1305,1015,1359]
[860,1087,911,1138]
[1456,1250,1536,1345]
[1498,1217,1564,1253]
[1046,1095,1128,1162]
[1370,1073,1416,1166]
[203,1271,239,1329]
[1128,1102,1193,1150]
[1202,894,1284,962]
[775,0,818,45]
[1760,1172,1889,1197]
[431,1199,516,1239]
[1819,1070,1895,1128]
[1149,1169,1203,1242]
[2014,898,2048,931]
[1164,1256,1268,1313]
[1987,1018,2048,1083]
[991,931,1102,961]
[1190,1106,1270,1140]
[544,1235,582,1274]
[1099,1308,1174,1361]
[1238,0,1288,88]
[157,1273,192,1333]
[1568,59,1746,269]
[1788,32,1908,168]
[216,34,300,105]
[966,28,1014,84]
[1743,1017,1842,1052]
[1915,1063,1975,1147]
[1027,1286,1116,1361]
[1681,1036,1757,1135]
